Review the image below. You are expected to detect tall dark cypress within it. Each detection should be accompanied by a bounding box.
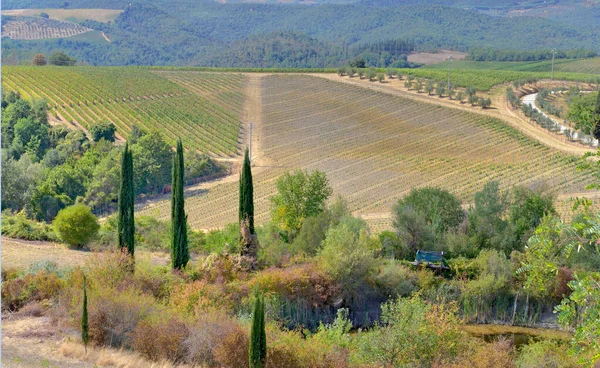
[249,290,267,368]
[82,275,89,353]
[171,138,189,270]
[239,147,255,234]
[118,142,135,256]
[594,91,600,139]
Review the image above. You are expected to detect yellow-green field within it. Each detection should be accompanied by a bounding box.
[2,67,246,156]
[138,74,593,229]
[2,8,123,23]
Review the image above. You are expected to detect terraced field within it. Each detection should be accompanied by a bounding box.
[2,67,246,156]
[1,16,91,39]
[138,74,594,230]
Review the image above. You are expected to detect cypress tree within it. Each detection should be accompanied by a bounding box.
[82,275,89,354]
[239,147,255,234]
[171,138,189,270]
[117,142,135,257]
[249,290,267,368]
[593,91,600,139]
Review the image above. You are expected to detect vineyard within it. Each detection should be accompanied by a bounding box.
[1,16,92,40]
[138,75,594,230]
[399,66,595,91]
[1,67,246,156]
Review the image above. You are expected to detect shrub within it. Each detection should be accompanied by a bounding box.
[90,121,116,142]
[374,262,418,298]
[184,311,245,366]
[54,204,100,248]
[213,324,250,368]
[170,280,234,316]
[452,339,515,368]
[132,315,189,363]
[87,286,156,348]
[1,211,59,241]
[516,339,578,368]
[1,270,64,311]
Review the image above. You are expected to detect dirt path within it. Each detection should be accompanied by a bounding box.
[311,74,593,156]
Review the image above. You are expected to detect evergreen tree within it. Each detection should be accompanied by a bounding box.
[249,290,267,368]
[82,275,89,353]
[171,138,189,270]
[117,142,135,257]
[239,148,255,234]
[594,91,600,139]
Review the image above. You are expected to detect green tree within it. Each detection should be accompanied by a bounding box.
[393,205,436,256]
[270,169,332,242]
[239,148,258,265]
[130,130,172,195]
[48,51,76,66]
[509,185,556,244]
[53,204,100,248]
[171,138,189,270]
[377,73,385,82]
[435,82,446,97]
[90,121,116,142]
[82,274,89,353]
[249,290,267,368]
[593,91,600,139]
[425,80,435,95]
[468,181,509,250]
[394,187,464,238]
[118,142,135,256]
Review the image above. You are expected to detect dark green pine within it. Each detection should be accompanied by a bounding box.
[81,275,89,353]
[171,138,189,270]
[118,142,135,256]
[249,290,267,368]
[239,147,255,234]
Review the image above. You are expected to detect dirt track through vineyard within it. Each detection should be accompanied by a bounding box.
[137,74,596,231]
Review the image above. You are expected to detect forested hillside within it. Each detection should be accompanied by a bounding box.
[2,0,599,66]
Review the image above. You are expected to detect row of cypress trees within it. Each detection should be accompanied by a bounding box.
[84,143,264,360]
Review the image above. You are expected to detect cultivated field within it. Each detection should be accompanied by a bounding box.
[2,67,246,156]
[425,58,600,77]
[407,50,468,65]
[1,17,91,39]
[2,8,123,23]
[137,74,593,230]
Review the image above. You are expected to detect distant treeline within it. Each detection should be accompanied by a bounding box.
[467,48,598,62]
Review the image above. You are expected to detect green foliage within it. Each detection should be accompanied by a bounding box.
[509,185,556,244]
[53,204,99,248]
[1,211,58,242]
[250,290,267,368]
[48,51,76,66]
[239,148,255,234]
[394,187,464,239]
[568,92,598,135]
[82,275,89,351]
[117,142,135,256]
[359,296,463,367]
[393,205,436,256]
[171,139,189,270]
[90,121,116,143]
[318,217,379,306]
[270,169,332,242]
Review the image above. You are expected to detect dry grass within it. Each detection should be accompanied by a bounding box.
[2,9,123,23]
[58,342,189,368]
[1,237,172,270]
[408,50,468,65]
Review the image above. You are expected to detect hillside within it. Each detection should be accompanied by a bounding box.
[2,1,600,66]
[2,67,246,156]
[137,74,592,229]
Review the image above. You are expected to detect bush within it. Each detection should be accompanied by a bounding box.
[212,324,250,368]
[1,211,59,241]
[53,204,99,248]
[1,270,64,311]
[89,121,116,142]
[133,315,189,363]
[453,339,515,368]
[374,262,418,298]
[169,280,234,316]
[516,339,578,368]
[184,311,245,366]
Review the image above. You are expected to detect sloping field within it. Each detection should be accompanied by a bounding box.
[138,75,592,229]
[2,67,245,156]
[424,58,600,78]
[2,8,123,23]
[1,17,91,39]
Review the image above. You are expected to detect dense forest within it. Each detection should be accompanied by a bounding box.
[3,0,600,66]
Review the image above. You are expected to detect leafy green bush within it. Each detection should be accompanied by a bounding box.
[53,204,99,248]
[1,211,59,241]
